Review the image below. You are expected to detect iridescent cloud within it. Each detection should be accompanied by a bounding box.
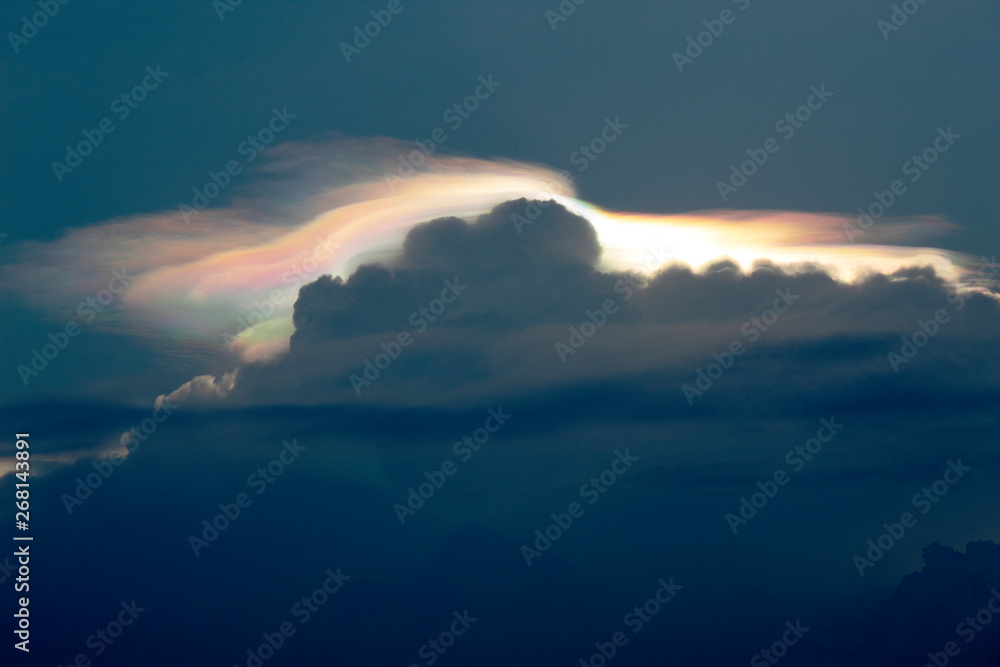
[1,137,979,365]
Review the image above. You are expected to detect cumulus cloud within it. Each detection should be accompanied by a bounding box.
[173,199,999,415]
[5,140,997,481]
[1,137,980,370]
[0,138,577,363]
[155,370,237,410]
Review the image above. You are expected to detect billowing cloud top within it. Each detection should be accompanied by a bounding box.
[2,138,986,366]
[2,138,998,460]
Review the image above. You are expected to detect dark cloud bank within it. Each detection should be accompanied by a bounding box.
[4,200,1000,665]
[221,198,1000,416]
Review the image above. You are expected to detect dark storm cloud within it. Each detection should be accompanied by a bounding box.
[185,200,1000,421]
[288,198,608,343]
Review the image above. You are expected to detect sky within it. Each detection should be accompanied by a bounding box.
[1,1,999,665]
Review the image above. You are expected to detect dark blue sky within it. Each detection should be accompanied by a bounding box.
[3,1,998,247]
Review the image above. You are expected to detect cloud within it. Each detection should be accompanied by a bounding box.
[1,138,982,369]
[6,190,998,486]
[4,139,998,479]
[172,198,998,417]
[1,138,577,364]
[155,370,237,410]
